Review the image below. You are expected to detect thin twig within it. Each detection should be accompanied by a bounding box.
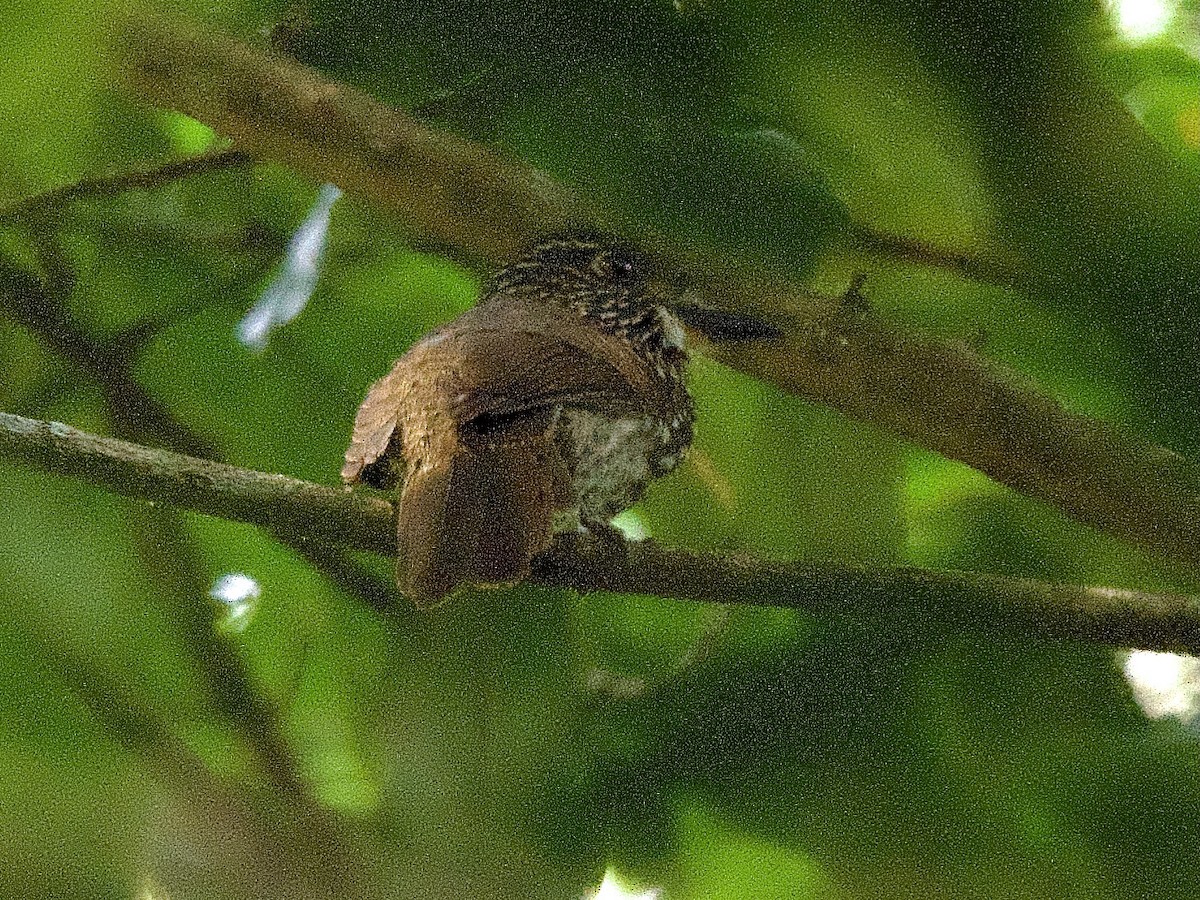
[846,223,1021,288]
[114,13,585,266]
[0,260,395,600]
[0,260,395,814]
[108,13,1200,578]
[4,409,1199,656]
[0,148,250,222]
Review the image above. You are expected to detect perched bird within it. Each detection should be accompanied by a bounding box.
[342,232,772,605]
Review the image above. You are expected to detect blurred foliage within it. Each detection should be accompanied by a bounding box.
[2,0,1200,897]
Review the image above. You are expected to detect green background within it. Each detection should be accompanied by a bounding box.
[2,0,1200,897]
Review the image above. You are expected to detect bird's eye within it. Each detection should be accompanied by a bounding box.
[594,248,638,280]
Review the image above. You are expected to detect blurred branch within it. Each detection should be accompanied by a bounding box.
[0,256,313,800]
[0,262,218,457]
[43,642,368,898]
[5,409,1200,656]
[846,223,1021,287]
[0,260,395,807]
[114,13,586,266]
[121,501,327,794]
[109,13,1200,578]
[0,258,395,599]
[0,147,250,223]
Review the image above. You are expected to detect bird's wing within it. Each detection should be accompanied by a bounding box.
[342,304,674,484]
[446,306,675,430]
[341,358,411,486]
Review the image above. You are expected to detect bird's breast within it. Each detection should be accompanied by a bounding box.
[552,406,688,529]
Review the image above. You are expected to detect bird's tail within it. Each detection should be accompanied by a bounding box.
[395,425,564,605]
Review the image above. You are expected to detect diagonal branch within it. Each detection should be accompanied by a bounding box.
[0,258,396,807]
[4,409,1200,656]
[0,258,397,604]
[108,13,1200,577]
[694,311,1200,573]
[114,14,585,267]
[0,147,250,223]
[0,262,219,458]
[846,223,1021,288]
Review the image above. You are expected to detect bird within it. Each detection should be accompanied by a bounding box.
[342,231,774,605]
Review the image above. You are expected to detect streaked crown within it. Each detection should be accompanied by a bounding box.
[482,231,686,364]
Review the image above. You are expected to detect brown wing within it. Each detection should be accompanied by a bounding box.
[343,303,671,486]
[341,360,410,486]
[444,303,674,427]
[345,303,674,603]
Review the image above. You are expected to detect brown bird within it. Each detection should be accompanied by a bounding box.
[342,232,773,605]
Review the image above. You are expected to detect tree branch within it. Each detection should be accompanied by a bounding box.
[845,223,1021,288]
[0,255,397,592]
[0,258,396,808]
[694,308,1200,573]
[113,14,586,266]
[107,13,1200,578]
[0,410,392,550]
[5,409,1199,655]
[0,148,250,223]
